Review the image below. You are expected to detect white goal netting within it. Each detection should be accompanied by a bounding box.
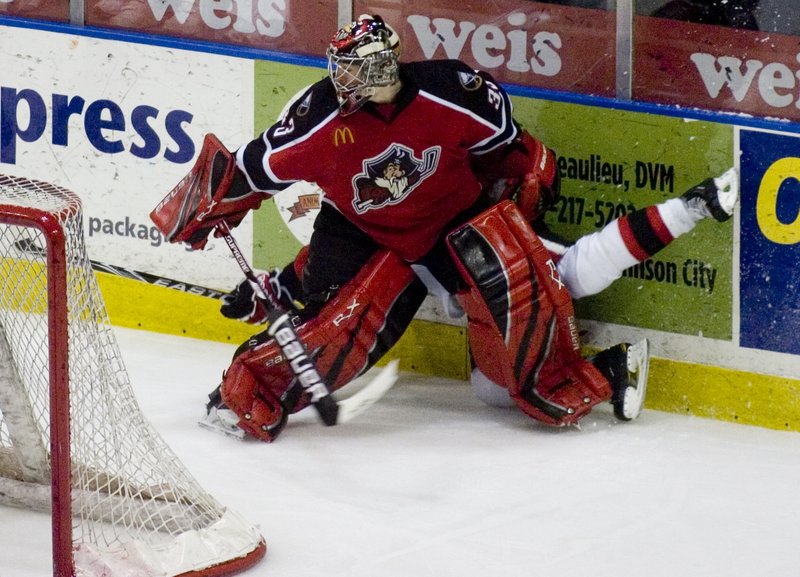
[0,174,264,577]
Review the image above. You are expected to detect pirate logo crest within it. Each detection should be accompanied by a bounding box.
[352,143,441,213]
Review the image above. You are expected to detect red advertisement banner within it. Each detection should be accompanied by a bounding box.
[354,0,616,95]
[0,0,68,22]
[634,15,800,123]
[84,0,337,56]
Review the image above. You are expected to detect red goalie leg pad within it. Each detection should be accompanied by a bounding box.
[518,356,613,426]
[448,200,612,426]
[150,133,264,249]
[221,250,427,441]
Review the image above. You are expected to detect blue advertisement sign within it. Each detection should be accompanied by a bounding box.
[739,129,800,354]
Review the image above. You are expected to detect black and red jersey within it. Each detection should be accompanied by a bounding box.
[236,59,520,261]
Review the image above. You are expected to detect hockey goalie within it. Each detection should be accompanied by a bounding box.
[150,14,739,442]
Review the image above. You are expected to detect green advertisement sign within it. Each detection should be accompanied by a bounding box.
[512,99,733,339]
[252,60,327,270]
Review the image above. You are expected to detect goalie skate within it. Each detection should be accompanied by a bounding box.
[199,385,247,440]
[592,339,650,421]
[199,405,247,440]
[613,339,650,421]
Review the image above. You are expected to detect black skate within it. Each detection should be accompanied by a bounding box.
[681,167,738,222]
[592,339,650,421]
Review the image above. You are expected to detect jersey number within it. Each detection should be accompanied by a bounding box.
[274,118,296,138]
[486,80,503,110]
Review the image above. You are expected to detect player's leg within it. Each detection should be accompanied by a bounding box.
[300,203,382,317]
[556,168,738,299]
[207,204,417,440]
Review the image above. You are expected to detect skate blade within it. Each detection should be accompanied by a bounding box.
[621,339,650,420]
[198,409,247,440]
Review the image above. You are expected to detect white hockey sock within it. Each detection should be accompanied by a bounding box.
[656,197,703,234]
[557,219,637,298]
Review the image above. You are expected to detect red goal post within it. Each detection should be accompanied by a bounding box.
[0,174,265,577]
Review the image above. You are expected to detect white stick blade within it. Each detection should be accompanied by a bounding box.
[336,360,399,424]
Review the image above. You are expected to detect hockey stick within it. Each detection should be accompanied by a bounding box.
[215,221,399,427]
[92,261,228,299]
[12,238,227,300]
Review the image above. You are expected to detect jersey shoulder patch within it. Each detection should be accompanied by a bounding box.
[403,60,492,100]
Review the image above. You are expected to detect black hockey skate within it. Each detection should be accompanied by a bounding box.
[592,339,650,421]
[681,167,738,222]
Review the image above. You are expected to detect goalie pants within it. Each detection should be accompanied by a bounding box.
[296,201,482,318]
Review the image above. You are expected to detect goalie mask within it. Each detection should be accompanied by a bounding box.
[327,14,401,116]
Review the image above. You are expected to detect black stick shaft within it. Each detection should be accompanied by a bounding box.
[215,222,339,426]
[13,237,227,300]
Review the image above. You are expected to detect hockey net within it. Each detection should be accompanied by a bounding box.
[0,174,265,577]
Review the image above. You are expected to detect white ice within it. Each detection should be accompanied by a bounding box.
[1,327,799,577]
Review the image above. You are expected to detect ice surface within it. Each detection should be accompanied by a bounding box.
[1,327,799,577]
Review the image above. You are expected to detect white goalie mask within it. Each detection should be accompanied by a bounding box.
[327,14,401,116]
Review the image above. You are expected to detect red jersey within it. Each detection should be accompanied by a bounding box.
[236,60,520,261]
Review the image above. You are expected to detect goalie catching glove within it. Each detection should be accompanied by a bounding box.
[150,133,264,250]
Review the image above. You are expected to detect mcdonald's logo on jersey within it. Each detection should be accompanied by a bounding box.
[333,127,355,147]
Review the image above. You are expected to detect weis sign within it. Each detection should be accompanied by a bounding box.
[355,1,615,94]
